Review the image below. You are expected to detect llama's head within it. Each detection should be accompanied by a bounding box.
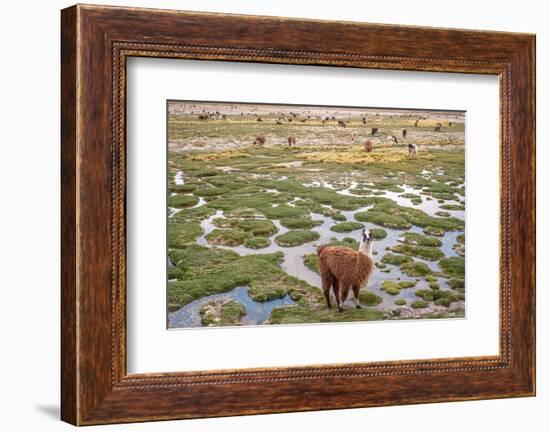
[361,228,373,244]
[359,228,373,257]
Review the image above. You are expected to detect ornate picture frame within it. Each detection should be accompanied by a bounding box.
[61,4,535,425]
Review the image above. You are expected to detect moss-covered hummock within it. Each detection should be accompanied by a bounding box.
[331,213,347,221]
[269,305,384,324]
[448,278,465,290]
[439,257,465,278]
[275,230,320,247]
[423,226,445,236]
[395,299,407,306]
[400,261,432,277]
[381,253,413,266]
[398,232,442,247]
[205,229,250,246]
[169,194,200,208]
[213,217,277,236]
[358,290,383,306]
[355,210,411,229]
[168,219,203,248]
[330,221,364,233]
[168,245,322,309]
[303,253,319,273]
[390,244,444,261]
[244,237,271,249]
[200,299,246,326]
[371,228,387,240]
[415,288,460,307]
[280,217,322,229]
[381,280,416,295]
[411,300,428,309]
[440,204,465,211]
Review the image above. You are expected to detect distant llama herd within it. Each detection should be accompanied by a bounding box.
[254,133,418,158]
[192,110,453,159]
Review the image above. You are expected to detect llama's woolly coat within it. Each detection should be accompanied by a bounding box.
[317,245,374,289]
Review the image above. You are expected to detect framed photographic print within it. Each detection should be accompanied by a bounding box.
[61,4,536,425]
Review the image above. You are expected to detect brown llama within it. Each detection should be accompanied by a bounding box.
[338,120,346,128]
[371,127,379,135]
[402,129,407,138]
[363,139,373,152]
[287,136,296,147]
[434,125,442,132]
[252,136,266,146]
[317,228,375,312]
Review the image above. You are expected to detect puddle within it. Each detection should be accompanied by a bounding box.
[168,286,295,328]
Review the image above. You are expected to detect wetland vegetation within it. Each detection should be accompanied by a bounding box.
[167,101,466,328]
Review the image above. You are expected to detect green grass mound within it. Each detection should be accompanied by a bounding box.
[331,213,347,221]
[355,201,464,231]
[411,300,428,309]
[168,245,322,309]
[244,237,271,249]
[200,299,246,326]
[400,261,432,277]
[381,280,416,295]
[168,194,199,208]
[269,305,384,324]
[213,217,277,236]
[399,232,442,247]
[440,204,465,211]
[355,210,411,229]
[371,228,387,239]
[358,290,383,306]
[423,226,445,236]
[330,221,364,233]
[390,244,444,261]
[415,289,461,307]
[303,253,319,273]
[381,253,413,266]
[439,257,465,278]
[394,299,407,306]
[168,220,202,248]
[448,278,465,290]
[280,217,323,229]
[205,229,249,246]
[275,230,320,247]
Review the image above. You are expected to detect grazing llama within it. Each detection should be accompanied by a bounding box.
[371,127,379,135]
[317,228,375,312]
[287,136,296,147]
[252,136,266,147]
[408,143,418,157]
[402,129,407,138]
[387,135,398,144]
[363,139,373,153]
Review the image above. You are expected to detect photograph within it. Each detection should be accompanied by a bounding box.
[167,101,466,328]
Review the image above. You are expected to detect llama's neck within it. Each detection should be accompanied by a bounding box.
[359,240,373,259]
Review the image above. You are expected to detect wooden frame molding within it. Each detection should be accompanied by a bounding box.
[61,4,535,425]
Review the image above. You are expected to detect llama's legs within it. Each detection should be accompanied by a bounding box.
[321,270,333,308]
[332,278,341,311]
[352,285,362,309]
[339,284,351,312]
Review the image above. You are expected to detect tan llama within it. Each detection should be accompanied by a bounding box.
[317,228,375,312]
